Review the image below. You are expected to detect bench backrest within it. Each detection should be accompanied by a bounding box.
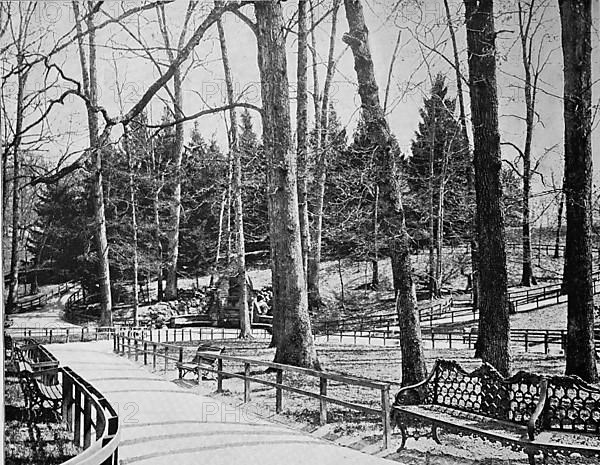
[191,345,224,365]
[543,375,600,434]
[431,360,543,425]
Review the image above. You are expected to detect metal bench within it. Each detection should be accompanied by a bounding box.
[176,344,224,382]
[392,359,600,464]
[17,359,61,419]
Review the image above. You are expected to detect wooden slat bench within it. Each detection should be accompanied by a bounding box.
[176,344,224,382]
[392,359,600,464]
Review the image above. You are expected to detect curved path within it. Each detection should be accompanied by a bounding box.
[9,291,79,329]
[46,341,393,465]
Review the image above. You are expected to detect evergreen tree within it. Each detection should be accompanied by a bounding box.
[408,74,471,243]
[28,174,94,287]
[239,109,269,260]
[179,124,228,275]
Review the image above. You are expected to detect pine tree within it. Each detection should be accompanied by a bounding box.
[239,109,269,260]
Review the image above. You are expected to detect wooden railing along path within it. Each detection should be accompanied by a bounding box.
[114,333,393,449]
[15,340,120,465]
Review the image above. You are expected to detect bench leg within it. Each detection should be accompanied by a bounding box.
[524,446,541,465]
[431,425,442,445]
[396,422,408,451]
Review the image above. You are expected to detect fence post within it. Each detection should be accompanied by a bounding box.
[217,358,223,393]
[83,396,92,448]
[74,386,82,446]
[524,332,529,352]
[144,342,148,365]
[66,329,70,343]
[153,344,157,369]
[448,333,452,349]
[135,339,139,361]
[81,328,85,342]
[50,330,53,344]
[319,377,328,425]
[275,369,283,413]
[179,346,184,365]
[544,332,549,354]
[164,346,169,371]
[62,373,73,427]
[244,362,251,402]
[381,384,391,450]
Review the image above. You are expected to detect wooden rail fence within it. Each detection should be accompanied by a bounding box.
[114,333,393,449]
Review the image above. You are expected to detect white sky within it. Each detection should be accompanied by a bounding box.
[3,0,600,213]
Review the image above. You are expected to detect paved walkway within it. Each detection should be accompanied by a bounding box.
[46,341,393,465]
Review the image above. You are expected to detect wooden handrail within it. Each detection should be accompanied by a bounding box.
[60,366,120,465]
[115,334,393,448]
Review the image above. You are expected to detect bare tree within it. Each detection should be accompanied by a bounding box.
[442,0,479,310]
[156,2,198,301]
[343,0,426,385]
[307,0,342,311]
[254,1,320,368]
[297,0,311,278]
[72,1,113,325]
[558,0,597,382]
[216,11,251,338]
[464,0,510,375]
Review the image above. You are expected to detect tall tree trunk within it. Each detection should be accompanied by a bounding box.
[428,112,438,298]
[307,0,340,311]
[255,0,320,369]
[217,16,251,338]
[124,127,139,326]
[296,0,310,278]
[464,0,510,375]
[436,142,450,294]
[157,2,197,301]
[518,0,537,287]
[73,1,112,325]
[6,53,27,313]
[151,147,164,302]
[443,0,478,311]
[555,177,564,259]
[343,0,426,386]
[372,184,379,288]
[558,0,597,383]
[213,189,227,285]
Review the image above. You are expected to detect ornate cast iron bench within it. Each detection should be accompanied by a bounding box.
[176,344,224,382]
[392,359,600,464]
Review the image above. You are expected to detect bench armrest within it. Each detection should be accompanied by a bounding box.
[528,378,548,440]
[393,369,436,406]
